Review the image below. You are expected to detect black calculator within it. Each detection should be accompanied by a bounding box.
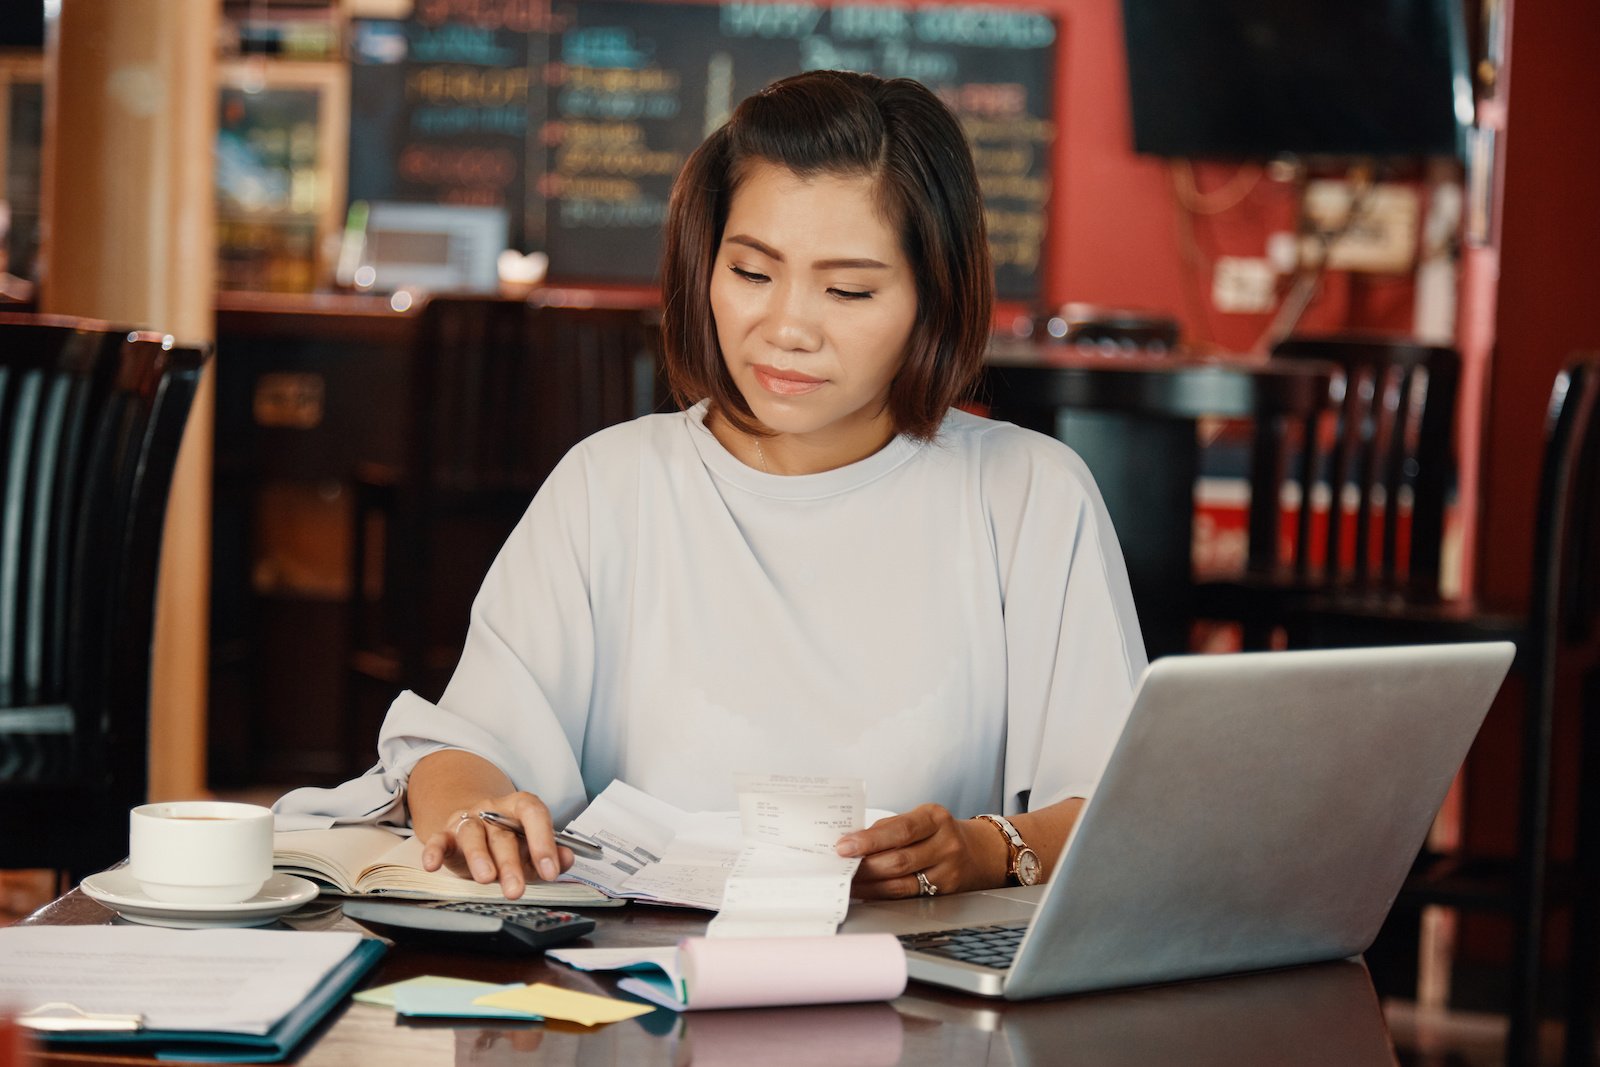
[342,899,596,954]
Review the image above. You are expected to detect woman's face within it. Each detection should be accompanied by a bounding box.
[709,160,918,469]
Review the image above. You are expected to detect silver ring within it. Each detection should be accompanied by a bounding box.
[916,871,938,897]
[449,810,478,835]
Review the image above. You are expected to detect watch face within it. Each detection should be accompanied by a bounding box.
[1016,848,1042,886]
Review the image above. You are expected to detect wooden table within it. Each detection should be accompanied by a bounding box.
[982,344,1337,659]
[17,891,1397,1066]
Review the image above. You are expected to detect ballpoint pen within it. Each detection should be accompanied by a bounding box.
[476,811,605,859]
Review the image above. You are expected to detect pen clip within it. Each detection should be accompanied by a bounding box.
[18,1002,145,1033]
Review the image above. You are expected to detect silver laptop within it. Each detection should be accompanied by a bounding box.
[841,642,1515,999]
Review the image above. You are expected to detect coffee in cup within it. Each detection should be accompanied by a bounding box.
[128,801,274,904]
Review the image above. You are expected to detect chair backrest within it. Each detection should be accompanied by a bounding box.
[0,325,207,875]
[1528,354,1600,673]
[69,335,208,800]
[0,315,122,710]
[407,295,528,493]
[530,300,663,457]
[1264,334,1461,599]
[403,295,660,496]
[1502,353,1600,946]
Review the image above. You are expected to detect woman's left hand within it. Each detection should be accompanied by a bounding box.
[835,804,1007,899]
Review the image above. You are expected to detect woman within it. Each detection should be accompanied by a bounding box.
[277,70,1145,901]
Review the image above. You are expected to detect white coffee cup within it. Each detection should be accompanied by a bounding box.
[128,800,274,904]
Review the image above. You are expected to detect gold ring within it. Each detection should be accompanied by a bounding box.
[916,871,938,897]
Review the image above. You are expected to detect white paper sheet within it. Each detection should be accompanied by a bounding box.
[0,926,364,1034]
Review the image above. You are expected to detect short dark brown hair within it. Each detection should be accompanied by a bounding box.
[660,69,993,441]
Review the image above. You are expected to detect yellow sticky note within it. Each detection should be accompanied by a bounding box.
[473,983,655,1026]
[354,975,494,1008]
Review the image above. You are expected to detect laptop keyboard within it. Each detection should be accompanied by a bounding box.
[896,921,1029,970]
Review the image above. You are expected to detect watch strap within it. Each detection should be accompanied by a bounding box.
[977,813,1029,882]
[977,813,1026,851]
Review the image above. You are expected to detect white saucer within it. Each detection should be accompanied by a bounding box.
[80,870,320,929]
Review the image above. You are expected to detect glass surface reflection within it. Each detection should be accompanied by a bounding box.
[438,960,1391,1066]
[679,1002,904,1067]
[899,959,1395,1067]
[449,1003,903,1067]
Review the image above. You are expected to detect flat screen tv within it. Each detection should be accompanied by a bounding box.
[0,0,44,48]
[1121,0,1473,160]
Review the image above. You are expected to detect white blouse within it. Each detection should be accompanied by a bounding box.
[275,402,1147,829]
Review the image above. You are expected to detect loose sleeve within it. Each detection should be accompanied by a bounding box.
[274,446,600,830]
[983,428,1148,815]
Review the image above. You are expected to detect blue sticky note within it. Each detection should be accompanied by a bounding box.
[393,982,543,1020]
[354,975,489,1008]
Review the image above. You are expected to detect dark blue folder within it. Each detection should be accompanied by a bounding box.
[40,937,386,1063]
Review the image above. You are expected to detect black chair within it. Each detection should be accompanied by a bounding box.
[344,295,661,772]
[1297,354,1600,1067]
[1572,638,1600,1067]
[1192,334,1461,649]
[981,349,1335,660]
[0,315,121,714]
[0,322,209,885]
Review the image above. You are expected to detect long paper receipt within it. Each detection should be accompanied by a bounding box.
[707,774,867,939]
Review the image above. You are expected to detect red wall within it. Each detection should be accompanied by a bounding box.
[1036,0,1417,352]
[1478,0,1600,610]
[1459,0,1600,964]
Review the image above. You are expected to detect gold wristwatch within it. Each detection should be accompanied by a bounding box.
[977,814,1042,886]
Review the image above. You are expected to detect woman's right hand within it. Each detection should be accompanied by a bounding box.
[418,790,575,900]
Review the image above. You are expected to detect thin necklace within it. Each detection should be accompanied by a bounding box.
[752,435,771,474]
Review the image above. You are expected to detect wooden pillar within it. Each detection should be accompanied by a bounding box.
[38,0,218,801]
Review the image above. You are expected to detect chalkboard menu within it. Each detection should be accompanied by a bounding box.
[349,0,1056,298]
[349,17,547,251]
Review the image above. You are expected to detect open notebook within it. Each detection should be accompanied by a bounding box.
[272,826,617,906]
